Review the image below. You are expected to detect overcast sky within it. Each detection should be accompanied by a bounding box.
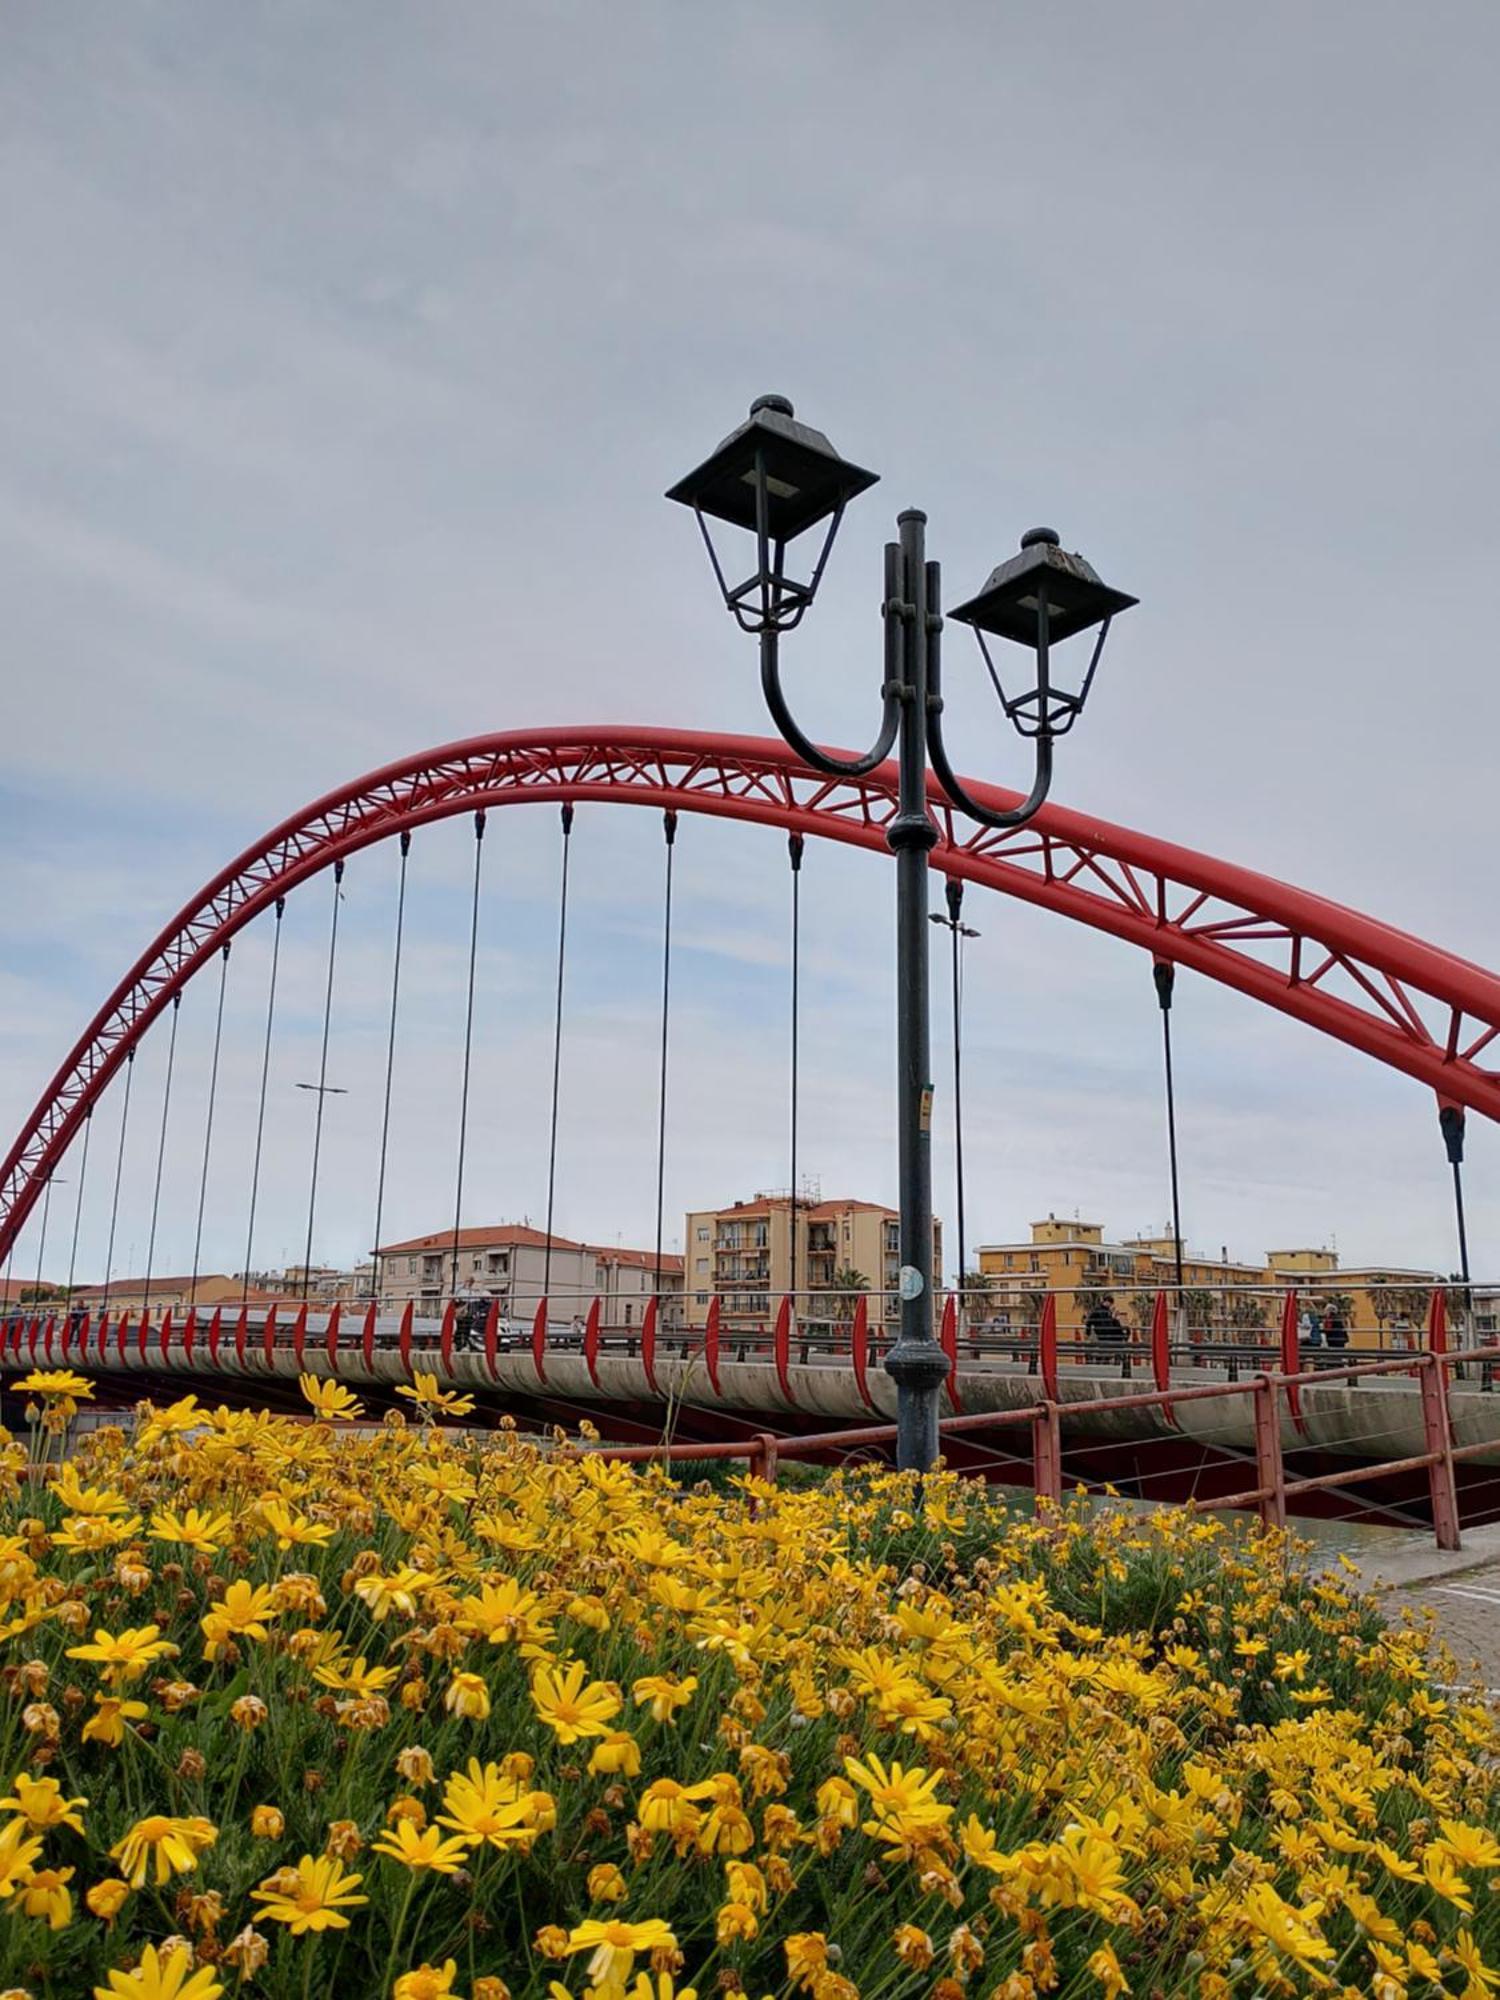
[3,1,1500,1294]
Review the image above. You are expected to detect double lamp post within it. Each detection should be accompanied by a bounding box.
[668,396,1136,1471]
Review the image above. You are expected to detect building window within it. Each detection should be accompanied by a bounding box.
[624,1303,633,1326]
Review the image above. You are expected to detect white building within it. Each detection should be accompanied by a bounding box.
[373,1224,683,1329]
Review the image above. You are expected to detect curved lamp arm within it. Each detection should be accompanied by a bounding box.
[928,697,1053,829]
[925,559,1054,831]
[757,541,904,781]
[761,634,900,780]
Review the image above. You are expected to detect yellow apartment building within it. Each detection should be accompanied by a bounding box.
[974,1217,1444,1349]
[683,1193,943,1336]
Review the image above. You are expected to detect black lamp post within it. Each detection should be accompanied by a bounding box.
[669,395,1136,1470]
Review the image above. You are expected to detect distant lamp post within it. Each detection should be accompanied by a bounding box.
[670,396,1136,1470]
[295,1081,348,1299]
[1439,1102,1473,1330]
[930,897,979,1321]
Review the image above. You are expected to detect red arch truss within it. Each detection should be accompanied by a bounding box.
[5,724,1500,1257]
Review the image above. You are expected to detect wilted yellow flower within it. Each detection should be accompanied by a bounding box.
[86,1878,131,1920]
[0,1771,87,1834]
[110,1815,217,1889]
[443,1671,491,1720]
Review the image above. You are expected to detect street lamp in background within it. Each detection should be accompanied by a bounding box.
[930,896,980,1323]
[669,396,1137,1470]
[296,1081,348,1301]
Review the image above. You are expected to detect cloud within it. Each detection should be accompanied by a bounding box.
[3,0,1499,1293]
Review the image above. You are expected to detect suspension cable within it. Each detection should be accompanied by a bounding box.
[788,832,804,1314]
[140,990,182,1318]
[653,811,678,1306]
[370,831,411,1307]
[101,1047,136,1313]
[301,861,346,1301]
[241,896,286,1305]
[188,943,230,1302]
[63,1107,93,1308]
[542,804,575,1305]
[448,812,486,1301]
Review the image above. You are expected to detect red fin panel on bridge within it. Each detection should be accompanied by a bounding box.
[159,1310,173,1362]
[940,1294,961,1413]
[291,1306,307,1372]
[262,1306,277,1368]
[439,1301,455,1375]
[531,1300,547,1385]
[361,1303,376,1374]
[582,1297,600,1387]
[773,1296,795,1408]
[325,1303,340,1368]
[1150,1291,1176,1426]
[1427,1286,1448,1355]
[398,1301,413,1377]
[641,1296,659,1396]
[484,1300,500,1379]
[1039,1293,1059,1402]
[704,1296,721,1396]
[851,1294,874,1411]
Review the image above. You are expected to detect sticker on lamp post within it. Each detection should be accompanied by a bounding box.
[899,1265,925,1302]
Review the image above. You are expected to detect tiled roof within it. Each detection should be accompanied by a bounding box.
[375,1225,587,1257]
[70,1275,230,1300]
[588,1245,684,1274]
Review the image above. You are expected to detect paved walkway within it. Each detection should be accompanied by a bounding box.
[1347,1523,1500,1692]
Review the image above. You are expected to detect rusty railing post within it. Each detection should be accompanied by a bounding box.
[755,1432,779,1486]
[1419,1351,1462,1552]
[1253,1375,1285,1532]
[1032,1401,1063,1509]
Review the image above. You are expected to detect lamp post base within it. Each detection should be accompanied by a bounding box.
[884,1336,952,1473]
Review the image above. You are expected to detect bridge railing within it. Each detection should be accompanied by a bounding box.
[592,1338,1500,1554]
[5,1284,1500,1551]
[4,1275,1491,1397]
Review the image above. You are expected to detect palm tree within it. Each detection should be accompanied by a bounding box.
[828,1267,871,1326]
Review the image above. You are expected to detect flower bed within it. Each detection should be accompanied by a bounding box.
[0,1368,1495,1999]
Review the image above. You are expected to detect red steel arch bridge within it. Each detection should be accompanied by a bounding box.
[6,726,1500,1542]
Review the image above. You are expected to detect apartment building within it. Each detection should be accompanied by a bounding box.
[974,1216,1443,1348]
[373,1224,683,1328]
[682,1192,943,1336]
